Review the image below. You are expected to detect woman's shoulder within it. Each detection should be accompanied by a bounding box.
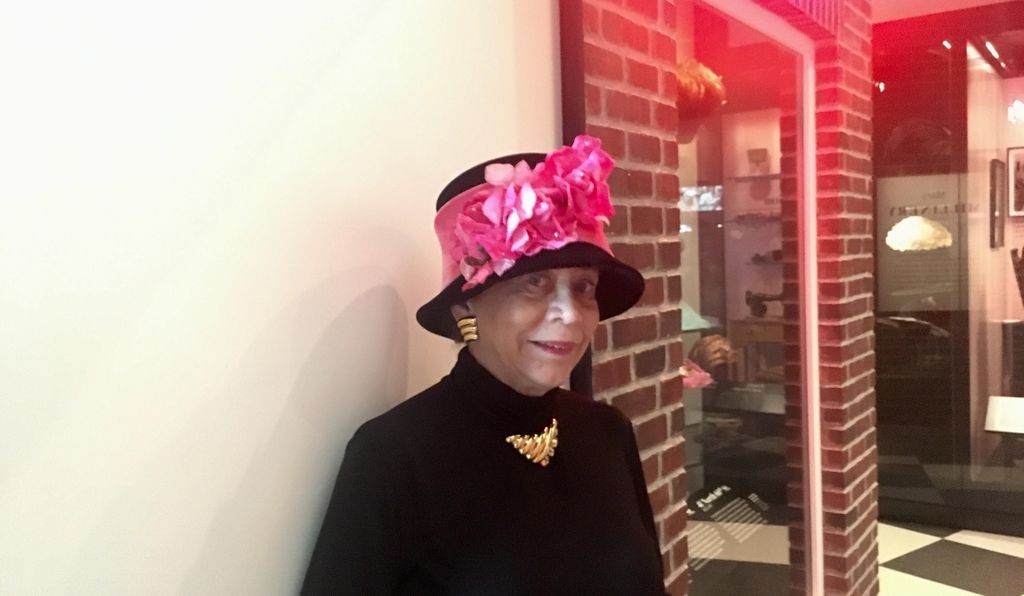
[354,376,455,437]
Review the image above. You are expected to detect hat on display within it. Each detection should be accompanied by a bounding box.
[415,134,645,339]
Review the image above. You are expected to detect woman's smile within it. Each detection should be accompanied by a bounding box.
[529,340,579,356]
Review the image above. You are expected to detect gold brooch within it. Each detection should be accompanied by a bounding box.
[505,418,558,467]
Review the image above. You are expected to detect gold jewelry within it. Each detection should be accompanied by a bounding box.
[506,418,558,467]
[457,316,479,342]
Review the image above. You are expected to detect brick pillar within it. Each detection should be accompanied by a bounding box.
[814,11,879,594]
[755,0,879,594]
[575,1,688,593]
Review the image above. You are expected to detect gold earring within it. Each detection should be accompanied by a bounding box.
[457,316,479,342]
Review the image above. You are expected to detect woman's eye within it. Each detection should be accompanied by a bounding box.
[575,279,598,297]
[526,274,548,288]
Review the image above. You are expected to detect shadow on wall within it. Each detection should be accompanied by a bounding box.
[182,282,410,595]
[73,280,410,595]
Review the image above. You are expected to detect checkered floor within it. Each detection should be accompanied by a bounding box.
[686,521,1024,595]
[879,521,1024,595]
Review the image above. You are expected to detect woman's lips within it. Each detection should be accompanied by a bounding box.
[530,340,578,355]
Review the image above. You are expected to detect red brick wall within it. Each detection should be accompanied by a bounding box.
[814,7,879,594]
[577,1,689,593]
[759,0,842,38]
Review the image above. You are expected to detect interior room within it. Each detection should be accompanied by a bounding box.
[869,2,1024,592]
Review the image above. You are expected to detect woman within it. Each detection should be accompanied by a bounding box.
[302,135,666,595]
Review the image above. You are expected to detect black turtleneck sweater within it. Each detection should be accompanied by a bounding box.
[302,348,666,595]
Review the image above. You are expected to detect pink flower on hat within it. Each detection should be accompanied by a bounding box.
[451,135,616,290]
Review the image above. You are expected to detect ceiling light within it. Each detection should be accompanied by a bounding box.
[986,41,1001,60]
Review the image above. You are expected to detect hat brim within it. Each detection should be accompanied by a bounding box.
[415,242,645,339]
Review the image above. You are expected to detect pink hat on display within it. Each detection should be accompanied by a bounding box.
[415,135,645,339]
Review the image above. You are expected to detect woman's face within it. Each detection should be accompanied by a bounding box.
[453,267,601,396]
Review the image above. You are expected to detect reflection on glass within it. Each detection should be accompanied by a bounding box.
[676,1,803,593]
[680,185,724,212]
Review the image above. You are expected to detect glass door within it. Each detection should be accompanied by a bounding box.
[675,2,816,592]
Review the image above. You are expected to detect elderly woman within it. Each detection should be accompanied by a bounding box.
[302,136,666,595]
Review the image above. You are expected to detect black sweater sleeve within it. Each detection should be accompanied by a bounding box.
[621,413,661,549]
[620,412,669,593]
[301,423,404,595]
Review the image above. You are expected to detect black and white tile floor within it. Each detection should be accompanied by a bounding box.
[879,521,1024,595]
[687,520,1024,595]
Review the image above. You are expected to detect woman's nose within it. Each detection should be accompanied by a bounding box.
[547,283,580,323]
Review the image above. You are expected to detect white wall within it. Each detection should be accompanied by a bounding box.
[0,1,561,594]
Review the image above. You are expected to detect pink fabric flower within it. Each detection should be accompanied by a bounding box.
[680,359,713,389]
[451,135,616,289]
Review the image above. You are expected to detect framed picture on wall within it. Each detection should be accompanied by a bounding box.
[1010,147,1024,217]
[992,158,1007,248]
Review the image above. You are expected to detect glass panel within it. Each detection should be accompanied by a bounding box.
[963,32,1024,530]
[676,2,805,592]
[873,22,966,522]
[873,11,1024,536]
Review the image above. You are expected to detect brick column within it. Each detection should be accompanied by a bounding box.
[574,1,689,593]
[755,0,879,594]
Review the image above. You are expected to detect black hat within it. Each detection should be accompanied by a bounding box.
[415,137,645,339]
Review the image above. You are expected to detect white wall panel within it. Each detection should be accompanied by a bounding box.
[0,1,561,593]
